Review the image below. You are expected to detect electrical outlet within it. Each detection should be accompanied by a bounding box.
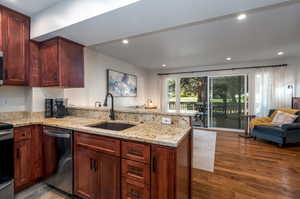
[0,99,7,105]
[161,117,172,125]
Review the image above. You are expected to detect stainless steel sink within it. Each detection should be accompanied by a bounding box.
[87,122,136,131]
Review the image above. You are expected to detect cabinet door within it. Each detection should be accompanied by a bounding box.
[14,140,32,191]
[40,39,59,86]
[30,125,43,181]
[59,38,84,88]
[2,8,29,85]
[74,146,98,199]
[151,146,176,199]
[29,41,40,87]
[97,153,120,199]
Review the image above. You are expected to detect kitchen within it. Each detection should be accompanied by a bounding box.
[1,1,300,199]
[0,2,192,199]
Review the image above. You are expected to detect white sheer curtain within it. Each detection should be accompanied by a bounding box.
[251,67,292,117]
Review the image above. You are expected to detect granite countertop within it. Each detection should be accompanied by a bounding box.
[2,117,191,147]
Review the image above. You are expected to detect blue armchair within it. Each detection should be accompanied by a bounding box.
[252,110,300,147]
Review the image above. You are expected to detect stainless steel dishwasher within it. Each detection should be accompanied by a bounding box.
[43,126,73,195]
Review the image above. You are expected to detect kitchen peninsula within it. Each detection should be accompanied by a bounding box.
[2,107,192,199]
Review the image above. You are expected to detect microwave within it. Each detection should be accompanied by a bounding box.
[0,51,3,85]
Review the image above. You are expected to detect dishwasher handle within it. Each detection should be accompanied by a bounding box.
[44,131,71,139]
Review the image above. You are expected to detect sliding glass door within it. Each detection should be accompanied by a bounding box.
[208,75,247,129]
[165,75,247,129]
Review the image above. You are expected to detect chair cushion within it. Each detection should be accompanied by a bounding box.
[272,111,298,126]
[254,125,286,137]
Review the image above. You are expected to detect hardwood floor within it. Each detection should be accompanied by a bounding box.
[192,131,300,199]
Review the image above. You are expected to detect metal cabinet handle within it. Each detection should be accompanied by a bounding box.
[128,151,143,157]
[129,190,143,199]
[90,158,93,171]
[152,156,156,172]
[22,132,27,137]
[128,169,142,177]
[4,69,8,80]
[93,159,98,172]
[16,148,20,159]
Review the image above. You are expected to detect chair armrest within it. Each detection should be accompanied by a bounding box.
[281,123,300,131]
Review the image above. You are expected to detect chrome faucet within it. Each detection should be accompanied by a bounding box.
[104,93,115,120]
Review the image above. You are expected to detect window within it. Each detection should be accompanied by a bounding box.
[167,79,176,112]
[180,77,207,113]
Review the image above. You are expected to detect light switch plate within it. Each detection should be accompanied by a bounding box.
[161,117,172,125]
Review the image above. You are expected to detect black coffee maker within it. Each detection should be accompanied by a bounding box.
[45,98,67,118]
[54,99,67,118]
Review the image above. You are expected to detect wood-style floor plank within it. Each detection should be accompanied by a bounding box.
[192,131,300,199]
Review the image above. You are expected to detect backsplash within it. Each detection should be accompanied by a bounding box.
[67,107,191,128]
[0,111,44,120]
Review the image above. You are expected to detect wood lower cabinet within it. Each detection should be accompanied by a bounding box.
[1,6,30,85]
[74,146,98,199]
[122,178,150,199]
[14,139,32,191]
[14,125,44,192]
[75,132,191,199]
[74,132,120,199]
[151,136,191,199]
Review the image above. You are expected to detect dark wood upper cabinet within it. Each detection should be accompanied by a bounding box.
[29,41,41,87]
[40,37,84,88]
[1,6,30,85]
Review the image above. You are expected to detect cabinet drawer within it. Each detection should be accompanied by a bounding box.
[122,159,150,185]
[122,178,150,199]
[14,126,32,142]
[75,132,120,156]
[122,141,150,163]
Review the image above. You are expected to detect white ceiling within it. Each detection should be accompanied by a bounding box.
[0,0,63,16]
[31,0,287,44]
[92,2,300,69]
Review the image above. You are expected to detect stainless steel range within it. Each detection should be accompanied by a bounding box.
[0,122,14,199]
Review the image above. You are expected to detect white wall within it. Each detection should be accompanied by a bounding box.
[287,57,300,96]
[64,48,147,108]
[0,86,64,113]
[0,86,29,112]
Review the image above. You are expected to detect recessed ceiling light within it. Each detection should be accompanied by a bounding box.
[122,39,129,44]
[226,57,232,61]
[237,14,247,21]
[162,64,167,67]
[277,51,284,56]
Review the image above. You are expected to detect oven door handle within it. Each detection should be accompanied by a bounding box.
[44,131,71,139]
[0,130,13,140]
[0,180,13,190]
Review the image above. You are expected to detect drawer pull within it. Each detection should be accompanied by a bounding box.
[152,157,157,172]
[129,190,143,199]
[22,132,27,137]
[16,148,20,159]
[128,169,142,176]
[90,158,93,171]
[128,151,143,157]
